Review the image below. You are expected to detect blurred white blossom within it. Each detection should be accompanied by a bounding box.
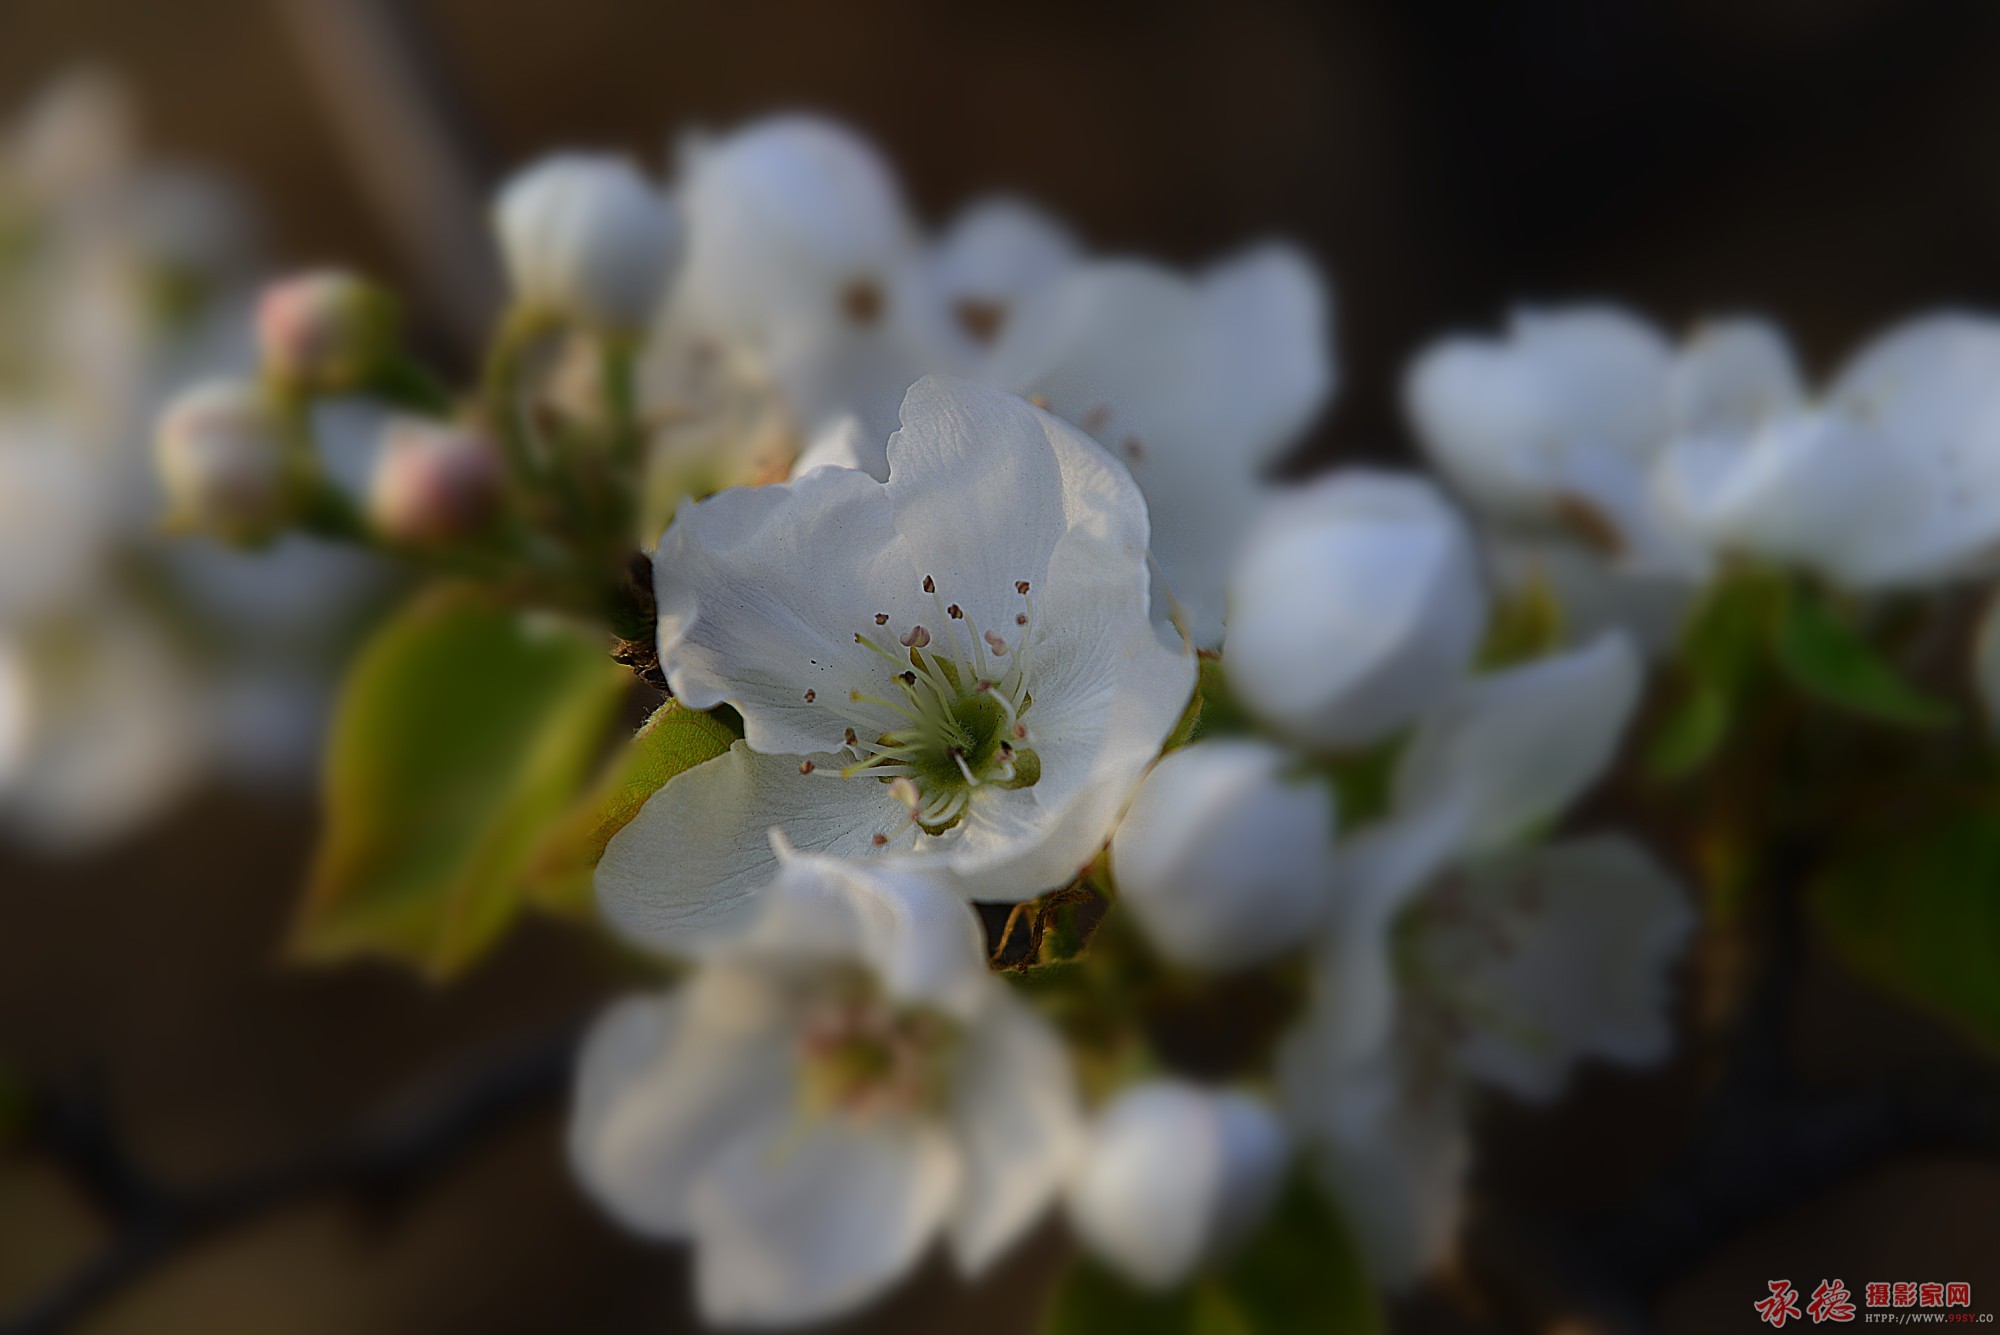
[495,153,681,333]
[571,846,1078,1326]
[1066,1081,1287,1289]
[1226,470,1488,751]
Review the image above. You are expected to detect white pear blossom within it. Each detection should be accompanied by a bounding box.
[597,376,1195,951]
[1279,633,1689,1285]
[495,153,681,332]
[981,245,1335,644]
[571,846,1078,1327]
[1066,1081,1288,1290]
[1110,740,1338,972]
[1226,470,1488,752]
[1654,313,2000,590]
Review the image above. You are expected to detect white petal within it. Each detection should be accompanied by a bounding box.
[1201,242,1338,466]
[1412,835,1694,1101]
[688,1108,960,1328]
[652,460,924,757]
[743,847,988,1015]
[1110,739,1339,971]
[1670,317,1804,440]
[945,990,1082,1274]
[1228,470,1489,750]
[567,976,794,1238]
[595,742,911,954]
[1821,312,2000,586]
[1392,632,1641,853]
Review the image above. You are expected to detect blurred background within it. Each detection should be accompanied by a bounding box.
[3,0,1999,1330]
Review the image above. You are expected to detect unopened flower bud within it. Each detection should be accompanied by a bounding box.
[368,421,505,546]
[494,154,681,332]
[154,380,290,544]
[1068,1081,1288,1290]
[255,269,398,392]
[1111,740,1337,972]
[1227,470,1488,751]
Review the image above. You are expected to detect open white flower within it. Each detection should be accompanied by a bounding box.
[571,847,1078,1328]
[1110,739,1339,972]
[980,245,1335,644]
[598,376,1195,951]
[494,153,681,333]
[1226,470,1488,751]
[1279,633,1689,1285]
[1653,313,2000,590]
[1066,1080,1288,1290]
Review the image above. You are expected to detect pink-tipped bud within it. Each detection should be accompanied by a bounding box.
[368,421,505,546]
[255,269,398,392]
[154,380,290,545]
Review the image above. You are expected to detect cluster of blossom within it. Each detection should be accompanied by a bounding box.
[468,117,1698,1322]
[0,72,379,853]
[151,106,2000,1328]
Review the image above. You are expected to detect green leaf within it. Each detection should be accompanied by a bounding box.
[518,699,738,914]
[1041,1174,1384,1334]
[1646,680,1733,781]
[295,586,630,979]
[1775,587,1952,728]
[1814,805,2000,1049]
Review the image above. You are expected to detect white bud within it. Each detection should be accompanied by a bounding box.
[1068,1081,1288,1290]
[368,420,505,545]
[255,269,398,392]
[494,154,681,332]
[1226,470,1488,751]
[1111,740,1337,972]
[154,380,290,544]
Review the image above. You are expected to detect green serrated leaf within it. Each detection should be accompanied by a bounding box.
[519,699,738,914]
[1813,805,2000,1050]
[1775,586,1952,728]
[1041,1174,1384,1334]
[294,585,630,979]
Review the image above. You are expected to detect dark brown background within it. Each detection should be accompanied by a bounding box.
[3,0,2000,1330]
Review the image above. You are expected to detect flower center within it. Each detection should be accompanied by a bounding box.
[811,574,1043,837]
[796,982,956,1121]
